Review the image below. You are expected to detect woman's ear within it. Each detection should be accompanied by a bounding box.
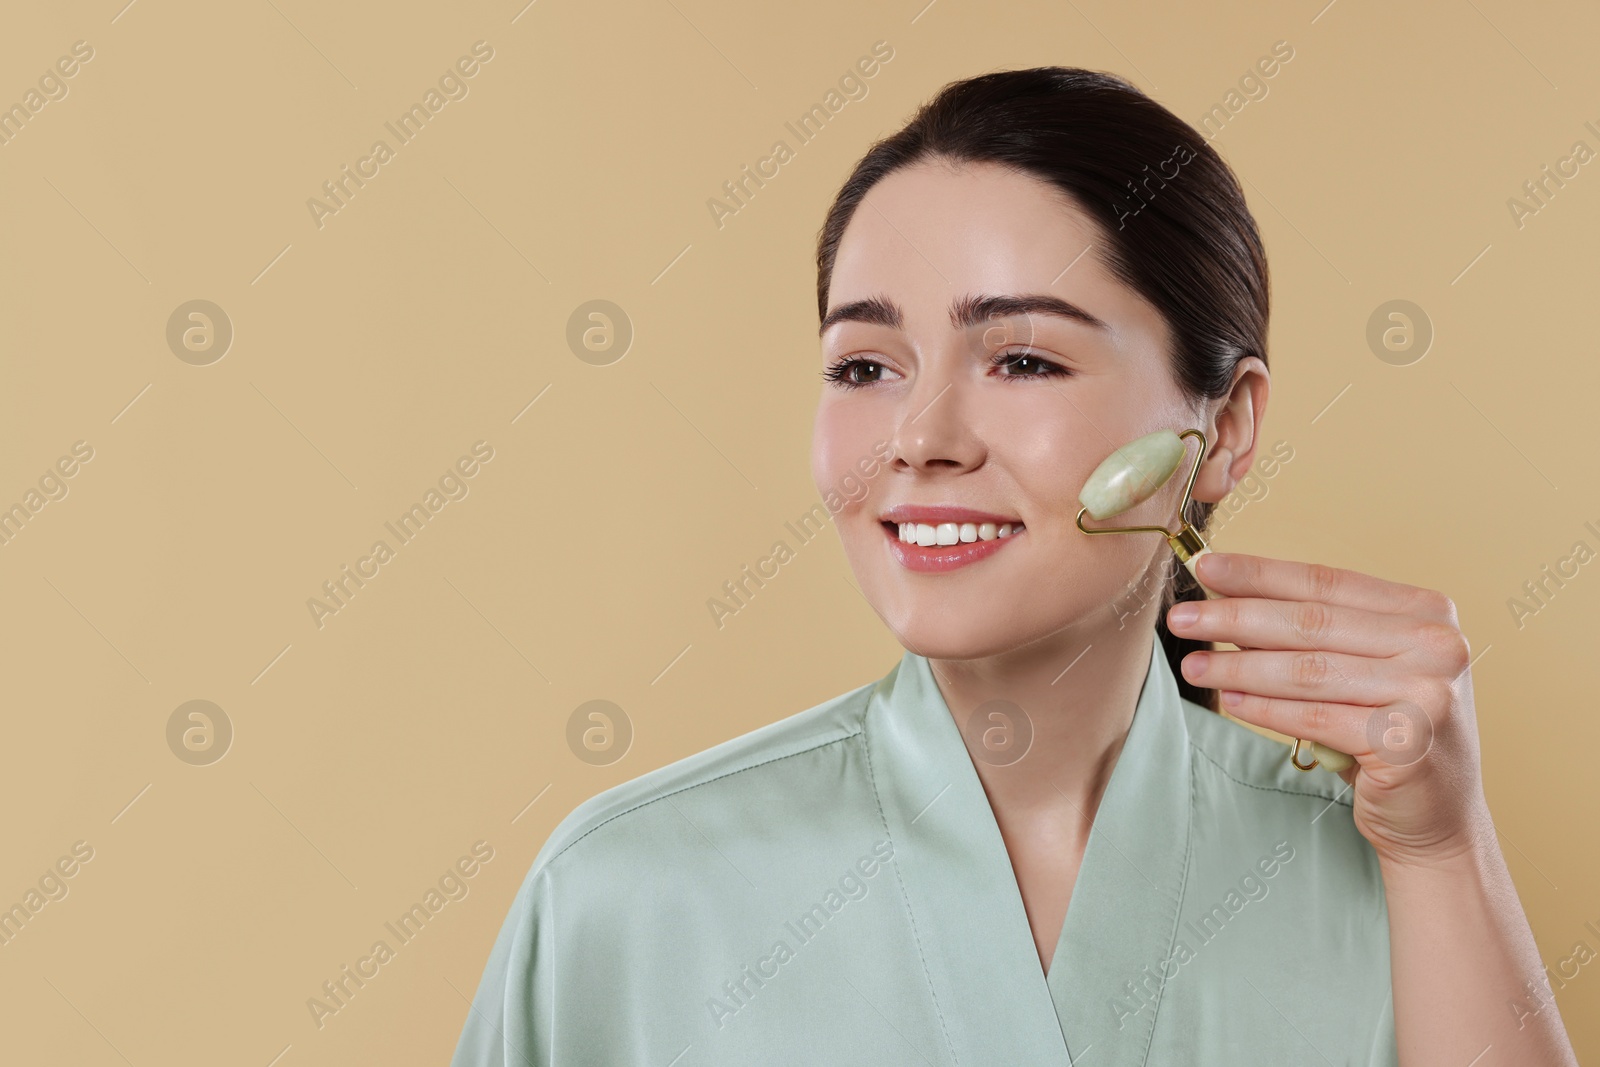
[1192,356,1269,504]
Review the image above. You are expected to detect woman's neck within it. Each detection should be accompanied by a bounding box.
[927,620,1157,821]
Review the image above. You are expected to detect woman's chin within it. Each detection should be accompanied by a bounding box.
[887,618,1046,662]
[880,589,1132,663]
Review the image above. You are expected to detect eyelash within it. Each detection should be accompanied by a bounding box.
[821,349,1071,389]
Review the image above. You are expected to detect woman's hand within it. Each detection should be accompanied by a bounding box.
[1165,550,1493,868]
[1167,550,1582,1065]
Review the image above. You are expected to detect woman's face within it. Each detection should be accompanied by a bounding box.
[813,158,1208,660]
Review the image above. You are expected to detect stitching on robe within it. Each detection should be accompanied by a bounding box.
[860,688,962,1067]
[1124,739,1199,1066]
[1189,745,1355,808]
[539,721,867,873]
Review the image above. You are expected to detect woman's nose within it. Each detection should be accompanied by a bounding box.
[889,367,985,473]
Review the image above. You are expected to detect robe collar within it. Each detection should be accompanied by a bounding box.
[864,631,1193,1066]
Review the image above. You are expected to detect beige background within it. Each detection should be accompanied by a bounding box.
[1,0,1596,1062]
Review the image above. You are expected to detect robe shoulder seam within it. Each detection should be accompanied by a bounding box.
[540,724,867,875]
[1187,740,1355,808]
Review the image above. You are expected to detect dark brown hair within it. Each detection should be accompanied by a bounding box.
[814,66,1272,711]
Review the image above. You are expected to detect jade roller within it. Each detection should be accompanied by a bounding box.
[1074,428,1355,774]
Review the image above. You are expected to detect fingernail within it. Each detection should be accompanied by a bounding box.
[1168,603,1199,628]
[1200,553,1229,580]
[1182,651,1209,679]
[1222,689,1243,708]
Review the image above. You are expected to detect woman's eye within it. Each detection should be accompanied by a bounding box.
[822,358,890,387]
[991,349,1068,378]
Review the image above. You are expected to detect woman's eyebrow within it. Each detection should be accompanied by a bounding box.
[819,292,1110,335]
[819,295,901,334]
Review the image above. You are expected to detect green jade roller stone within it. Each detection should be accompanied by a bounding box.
[1079,429,1186,520]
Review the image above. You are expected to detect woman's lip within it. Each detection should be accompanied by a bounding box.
[879,505,1023,525]
[882,520,1025,573]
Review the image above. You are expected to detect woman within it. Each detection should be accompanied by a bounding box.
[451,68,1578,1066]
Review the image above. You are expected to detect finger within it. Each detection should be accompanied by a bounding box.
[1180,648,1396,706]
[1220,691,1436,769]
[1215,691,1371,761]
[1166,596,1411,658]
[1195,552,1458,625]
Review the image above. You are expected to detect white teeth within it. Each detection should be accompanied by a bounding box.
[895,520,1024,544]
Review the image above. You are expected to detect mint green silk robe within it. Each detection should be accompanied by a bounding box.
[451,636,1397,1065]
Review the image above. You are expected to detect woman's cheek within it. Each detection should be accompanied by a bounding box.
[809,398,858,498]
